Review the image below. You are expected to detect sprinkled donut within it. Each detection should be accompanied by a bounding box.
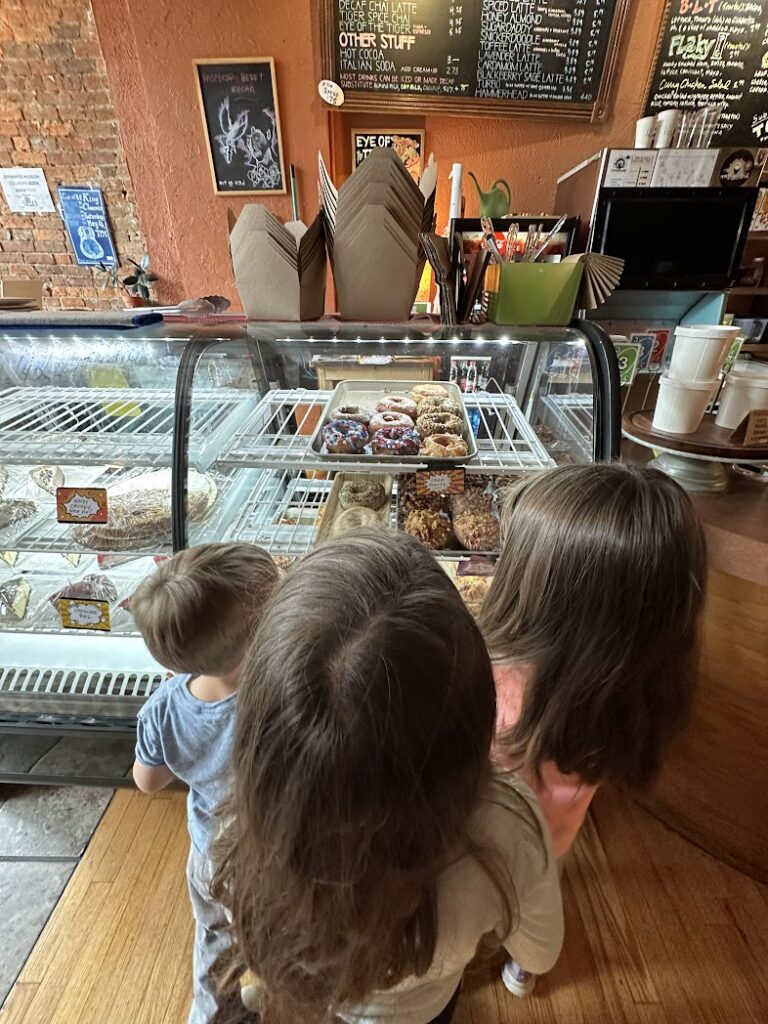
[371,425,420,456]
[339,480,387,510]
[322,418,369,454]
[369,410,414,432]
[330,404,372,426]
[376,395,418,421]
[416,412,464,438]
[411,383,449,405]
[420,433,468,458]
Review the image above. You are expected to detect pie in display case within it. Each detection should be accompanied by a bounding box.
[0,319,619,784]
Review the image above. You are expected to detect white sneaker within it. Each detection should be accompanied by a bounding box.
[502,958,537,997]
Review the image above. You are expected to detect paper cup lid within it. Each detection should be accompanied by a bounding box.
[725,369,768,388]
[674,324,740,337]
[659,374,718,390]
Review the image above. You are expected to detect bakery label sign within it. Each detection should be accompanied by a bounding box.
[58,598,111,632]
[56,487,108,524]
[416,469,465,496]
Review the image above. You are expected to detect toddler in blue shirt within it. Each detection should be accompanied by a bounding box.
[131,542,279,1024]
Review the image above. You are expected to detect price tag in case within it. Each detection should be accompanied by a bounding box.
[731,408,768,447]
[416,469,465,496]
[56,487,108,524]
[58,597,111,632]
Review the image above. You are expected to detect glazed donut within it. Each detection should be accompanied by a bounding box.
[404,510,455,550]
[411,383,449,405]
[330,404,372,426]
[330,507,382,538]
[376,395,418,420]
[371,425,420,456]
[339,479,388,511]
[420,433,469,459]
[417,396,462,417]
[416,412,464,438]
[322,418,369,454]
[369,410,414,432]
[453,511,500,552]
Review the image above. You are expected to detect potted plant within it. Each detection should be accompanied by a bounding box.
[122,255,159,307]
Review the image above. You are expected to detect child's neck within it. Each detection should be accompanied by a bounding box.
[188,668,239,702]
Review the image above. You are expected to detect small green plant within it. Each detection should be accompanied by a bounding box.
[122,255,159,302]
[96,262,122,291]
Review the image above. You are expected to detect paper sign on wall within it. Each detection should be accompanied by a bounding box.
[57,185,117,266]
[0,167,55,213]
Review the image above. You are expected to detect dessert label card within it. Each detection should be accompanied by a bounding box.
[58,597,111,632]
[416,469,465,496]
[56,487,108,524]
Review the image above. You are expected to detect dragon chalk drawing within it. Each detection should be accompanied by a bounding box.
[215,97,281,188]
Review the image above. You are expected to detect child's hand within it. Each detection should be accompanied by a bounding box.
[132,759,175,792]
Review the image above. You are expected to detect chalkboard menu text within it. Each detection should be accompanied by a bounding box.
[321,0,630,119]
[645,1,768,147]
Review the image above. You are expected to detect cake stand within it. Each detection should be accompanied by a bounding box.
[622,411,768,494]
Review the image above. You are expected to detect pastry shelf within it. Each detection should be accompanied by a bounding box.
[539,393,594,462]
[0,386,256,468]
[215,389,556,474]
[0,632,164,726]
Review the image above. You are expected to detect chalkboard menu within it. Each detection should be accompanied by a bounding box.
[320,0,630,120]
[645,1,768,146]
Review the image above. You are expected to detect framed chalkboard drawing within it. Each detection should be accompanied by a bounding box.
[320,0,631,121]
[644,1,768,147]
[194,58,286,194]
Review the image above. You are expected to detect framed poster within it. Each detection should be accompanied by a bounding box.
[194,57,286,195]
[57,186,117,266]
[351,129,425,181]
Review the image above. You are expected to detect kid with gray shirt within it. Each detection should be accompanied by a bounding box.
[131,542,278,1024]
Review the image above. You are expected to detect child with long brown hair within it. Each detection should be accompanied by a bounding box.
[480,463,707,996]
[212,530,564,1024]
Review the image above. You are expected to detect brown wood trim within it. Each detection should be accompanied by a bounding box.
[623,409,768,459]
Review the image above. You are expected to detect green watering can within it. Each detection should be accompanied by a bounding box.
[468,172,511,218]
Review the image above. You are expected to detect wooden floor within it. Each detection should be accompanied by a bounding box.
[2,786,766,1024]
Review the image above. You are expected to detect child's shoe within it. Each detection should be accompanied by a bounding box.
[501,958,537,997]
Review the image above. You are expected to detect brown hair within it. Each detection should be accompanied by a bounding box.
[212,530,514,1023]
[131,542,278,676]
[480,464,707,788]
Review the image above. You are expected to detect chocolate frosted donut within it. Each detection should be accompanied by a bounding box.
[376,395,418,421]
[322,418,369,454]
[404,510,455,550]
[339,480,388,511]
[369,410,414,432]
[371,425,420,456]
[416,412,464,438]
[330,404,372,426]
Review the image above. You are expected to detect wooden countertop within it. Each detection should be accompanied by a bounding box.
[692,472,768,588]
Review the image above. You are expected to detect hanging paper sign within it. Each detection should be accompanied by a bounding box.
[57,185,117,266]
[0,167,55,213]
[416,469,465,496]
[58,597,111,632]
[56,487,108,524]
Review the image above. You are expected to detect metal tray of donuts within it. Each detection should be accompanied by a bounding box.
[309,379,478,465]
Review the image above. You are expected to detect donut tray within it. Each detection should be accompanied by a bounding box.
[308,379,478,465]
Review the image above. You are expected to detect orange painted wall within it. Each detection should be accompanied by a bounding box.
[94,0,667,303]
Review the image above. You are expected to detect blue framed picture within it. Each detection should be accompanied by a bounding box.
[58,185,118,266]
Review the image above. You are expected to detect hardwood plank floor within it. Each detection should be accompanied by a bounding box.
[2,785,766,1024]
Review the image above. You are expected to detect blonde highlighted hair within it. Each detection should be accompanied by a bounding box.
[131,542,278,676]
[480,464,707,788]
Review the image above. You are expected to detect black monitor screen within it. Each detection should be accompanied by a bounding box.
[594,188,756,288]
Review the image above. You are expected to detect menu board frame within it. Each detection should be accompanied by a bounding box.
[320,0,631,121]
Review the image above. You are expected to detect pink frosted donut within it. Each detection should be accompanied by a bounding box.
[376,395,418,421]
[369,410,414,432]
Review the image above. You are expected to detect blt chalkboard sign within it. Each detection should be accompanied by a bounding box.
[194,58,286,194]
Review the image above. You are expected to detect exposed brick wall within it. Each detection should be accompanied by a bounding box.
[0,0,145,308]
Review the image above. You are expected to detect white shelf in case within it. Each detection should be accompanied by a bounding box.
[215,389,556,474]
[540,393,594,461]
[0,385,255,468]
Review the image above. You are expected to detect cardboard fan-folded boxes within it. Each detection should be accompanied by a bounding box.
[230,205,327,321]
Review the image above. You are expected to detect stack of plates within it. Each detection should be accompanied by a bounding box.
[229,205,327,320]
[333,148,433,321]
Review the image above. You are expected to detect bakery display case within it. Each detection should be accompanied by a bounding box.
[0,319,619,784]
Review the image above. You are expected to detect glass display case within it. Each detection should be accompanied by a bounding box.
[0,319,619,784]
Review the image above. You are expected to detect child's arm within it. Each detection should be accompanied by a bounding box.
[132,759,175,792]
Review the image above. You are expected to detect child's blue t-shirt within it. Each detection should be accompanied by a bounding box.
[135,673,236,856]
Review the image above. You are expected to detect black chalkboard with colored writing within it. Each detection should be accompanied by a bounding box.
[645,0,768,146]
[320,0,630,120]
